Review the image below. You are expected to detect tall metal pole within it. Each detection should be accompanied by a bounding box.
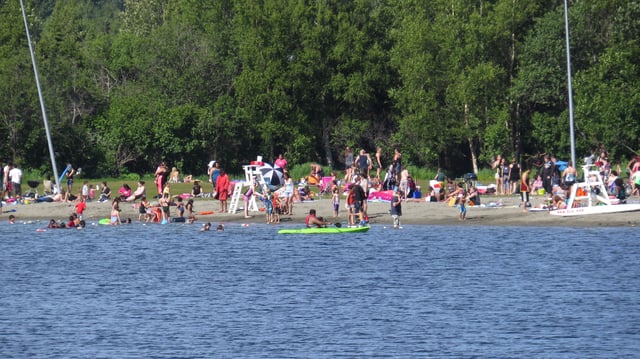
[564,0,576,168]
[19,0,61,191]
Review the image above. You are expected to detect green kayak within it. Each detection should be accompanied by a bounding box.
[278,226,370,235]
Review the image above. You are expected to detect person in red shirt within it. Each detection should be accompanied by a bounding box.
[74,197,87,221]
[215,168,230,213]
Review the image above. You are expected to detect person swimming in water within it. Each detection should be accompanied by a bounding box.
[200,222,211,232]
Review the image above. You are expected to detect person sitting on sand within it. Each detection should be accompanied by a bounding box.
[99,182,111,202]
[305,209,330,228]
[308,164,323,185]
[446,183,465,206]
[169,167,180,183]
[530,175,543,195]
[552,195,566,210]
[191,180,203,198]
[298,185,312,201]
[53,188,75,203]
[126,181,146,202]
[466,185,481,206]
[118,184,131,201]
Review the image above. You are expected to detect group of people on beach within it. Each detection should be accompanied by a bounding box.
[7,141,640,228]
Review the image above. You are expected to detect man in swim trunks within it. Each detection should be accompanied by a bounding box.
[305,209,330,228]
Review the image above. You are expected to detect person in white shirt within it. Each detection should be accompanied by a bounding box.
[9,164,22,197]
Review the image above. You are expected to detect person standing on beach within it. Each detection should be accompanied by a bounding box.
[209,161,221,194]
[75,197,87,221]
[458,197,467,220]
[352,177,366,224]
[520,168,531,212]
[390,187,402,229]
[243,176,256,218]
[283,172,294,215]
[491,155,502,195]
[2,161,11,199]
[375,147,383,180]
[392,148,402,183]
[541,155,556,195]
[355,149,372,178]
[275,154,288,170]
[81,180,89,202]
[9,164,22,198]
[154,161,169,197]
[344,146,354,179]
[215,168,230,213]
[65,164,76,194]
[509,158,521,194]
[331,184,340,218]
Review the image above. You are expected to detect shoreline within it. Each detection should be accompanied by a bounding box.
[3,194,640,228]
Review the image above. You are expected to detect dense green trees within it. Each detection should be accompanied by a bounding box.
[1,0,639,177]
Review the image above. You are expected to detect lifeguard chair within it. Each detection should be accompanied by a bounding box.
[228,158,270,214]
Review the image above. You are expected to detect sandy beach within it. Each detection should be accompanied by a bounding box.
[3,194,640,227]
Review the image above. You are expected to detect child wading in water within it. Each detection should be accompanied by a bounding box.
[390,188,402,229]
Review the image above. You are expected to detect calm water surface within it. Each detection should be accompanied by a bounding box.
[1,221,639,358]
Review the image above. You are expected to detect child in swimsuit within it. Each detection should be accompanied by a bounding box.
[458,197,467,221]
[176,197,185,218]
[332,186,340,218]
[111,199,121,225]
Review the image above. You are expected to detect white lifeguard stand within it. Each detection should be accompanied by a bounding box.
[228,158,269,214]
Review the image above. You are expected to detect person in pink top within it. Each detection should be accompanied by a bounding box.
[154,161,169,196]
[275,154,287,170]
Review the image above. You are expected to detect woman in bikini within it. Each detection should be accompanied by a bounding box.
[520,168,531,212]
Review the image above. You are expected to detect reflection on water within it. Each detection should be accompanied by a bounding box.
[1,222,639,357]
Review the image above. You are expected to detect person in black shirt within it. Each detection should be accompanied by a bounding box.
[352,176,367,223]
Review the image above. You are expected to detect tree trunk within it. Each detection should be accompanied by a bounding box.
[464,103,479,174]
[322,117,334,168]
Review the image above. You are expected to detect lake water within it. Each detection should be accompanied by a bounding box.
[1,221,639,358]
